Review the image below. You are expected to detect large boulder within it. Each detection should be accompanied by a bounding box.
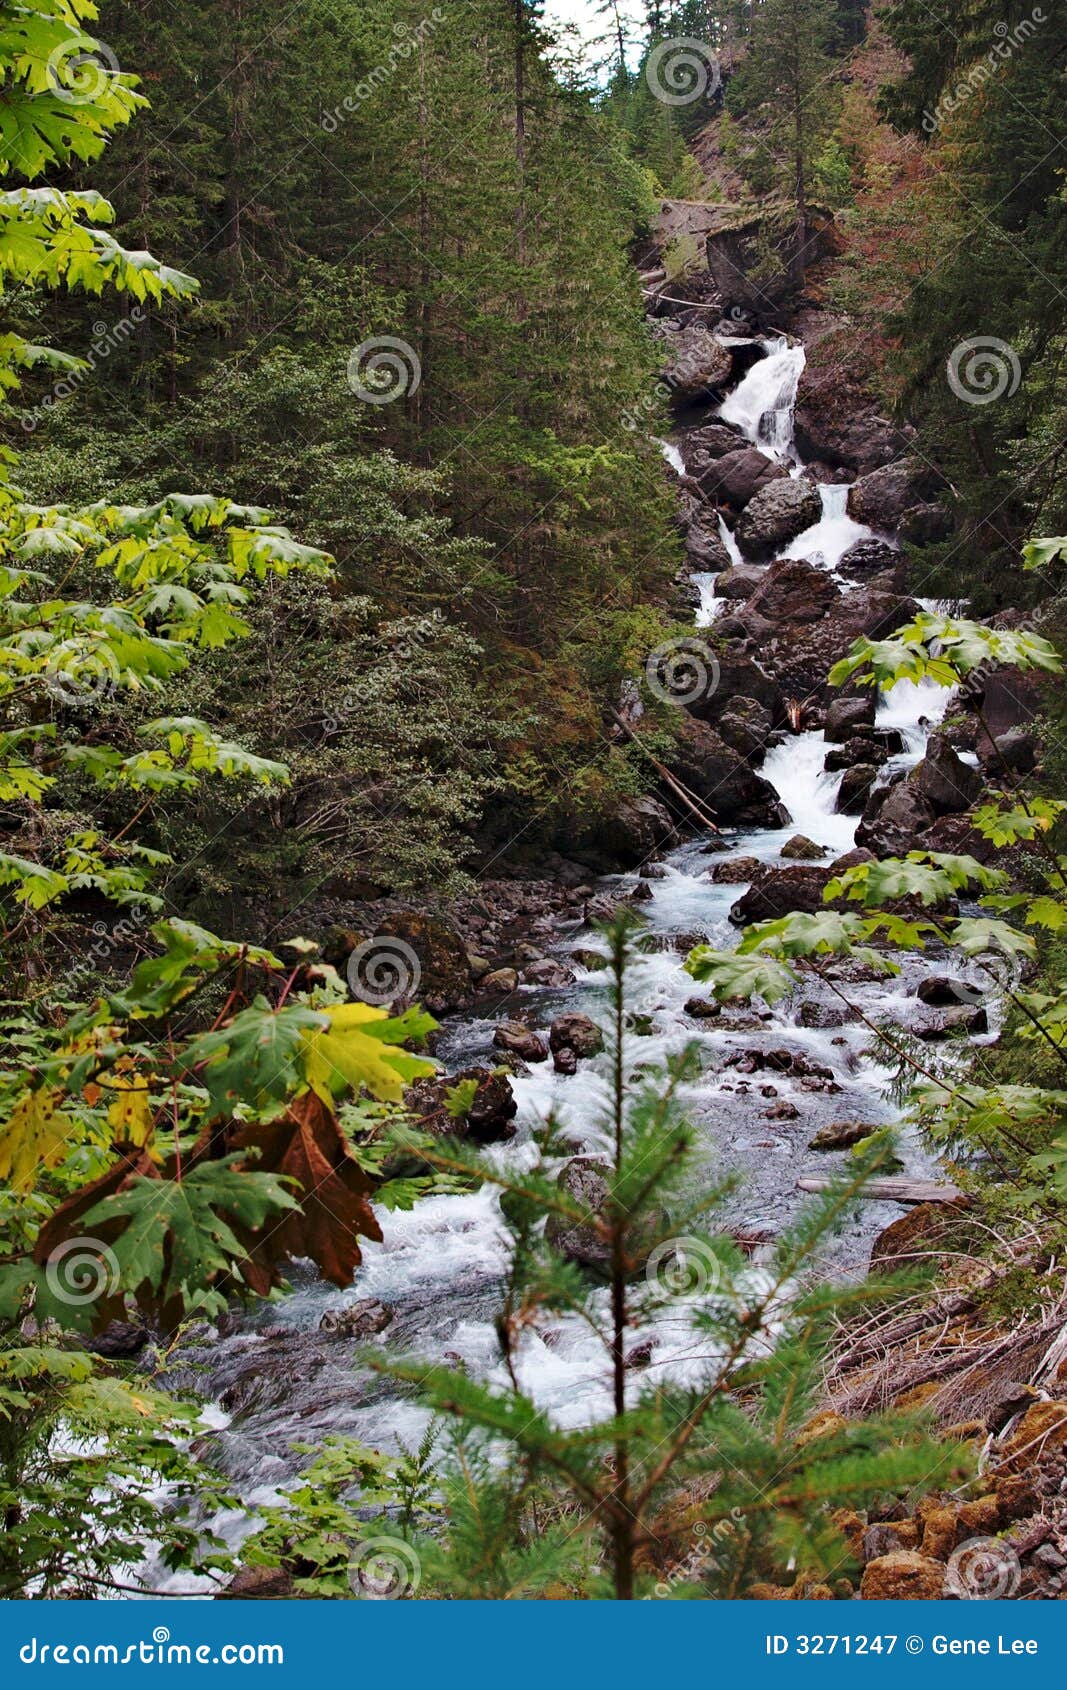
[856,780,936,855]
[908,733,983,814]
[705,208,837,312]
[404,1065,518,1147]
[598,795,676,866]
[669,717,787,827]
[836,763,880,813]
[685,649,783,724]
[898,501,951,545]
[333,909,472,1015]
[989,727,1039,774]
[685,519,732,573]
[699,447,787,510]
[847,459,934,530]
[716,696,775,758]
[730,865,839,925]
[678,421,746,470]
[714,564,765,600]
[735,479,823,560]
[839,537,898,579]
[662,324,735,405]
[549,1013,604,1059]
[743,556,841,625]
[824,695,876,741]
[544,1158,612,1272]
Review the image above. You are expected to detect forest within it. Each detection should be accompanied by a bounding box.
[1,0,1067,1604]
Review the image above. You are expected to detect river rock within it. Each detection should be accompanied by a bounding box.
[710,855,763,883]
[836,763,880,813]
[743,556,841,624]
[553,1046,578,1076]
[860,1551,945,1601]
[319,1298,393,1340]
[597,794,676,865]
[493,1020,549,1062]
[679,421,746,467]
[699,446,787,509]
[480,966,518,994]
[808,1120,874,1151]
[990,726,1039,773]
[717,697,775,758]
[685,519,732,572]
[522,957,577,988]
[730,865,839,924]
[855,780,936,855]
[405,1065,518,1147]
[735,478,823,560]
[715,564,764,599]
[824,695,876,741]
[685,650,783,724]
[330,909,472,1015]
[662,324,735,404]
[838,537,898,579]
[823,735,889,772]
[780,834,827,860]
[846,459,936,530]
[545,1158,612,1272]
[685,996,721,1018]
[549,1012,604,1058]
[668,717,788,827]
[908,733,982,814]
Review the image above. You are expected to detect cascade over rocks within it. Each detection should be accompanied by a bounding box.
[716,697,775,758]
[742,556,841,625]
[839,537,898,579]
[735,478,823,559]
[685,650,783,723]
[824,695,876,741]
[856,780,937,856]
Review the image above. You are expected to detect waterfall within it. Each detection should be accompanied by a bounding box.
[783,481,873,575]
[719,336,806,461]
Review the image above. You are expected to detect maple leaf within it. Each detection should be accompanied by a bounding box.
[230,1093,383,1287]
[0,1088,76,1191]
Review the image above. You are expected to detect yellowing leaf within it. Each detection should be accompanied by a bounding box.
[301,1002,435,1105]
[0,1089,74,1192]
[106,1076,155,1146]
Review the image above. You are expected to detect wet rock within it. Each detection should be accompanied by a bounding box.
[220,1566,301,1600]
[715,564,764,600]
[798,1000,850,1029]
[824,695,876,741]
[808,1120,874,1151]
[839,537,898,579]
[764,1099,800,1120]
[629,880,655,903]
[405,1065,519,1147]
[662,324,735,404]
[742,556,841,624]
[85,1321,149,1358]
[824,736,889,772]
[869,1201,968,1276]
[836,763,880,813]
[908,733,982,814]
[639,863,668,881]
[319,1298,393,1340]
[480,966,518,994]
[684,996,721,1019]
[493,1020,549,1062]
[699,446,787,509]
[597,794,676,866]
[710,855,764,883]
[522,957,577,988]
[685,650,783,724]
[571,947,608,971]
[735,478,823,561]
[685,520,732,573]
[859,1551,944,1601]
[856,781,936,856]
[917,975,965,1007]
[553,1046,578,1076]
[847,459,935,530]
[829,846,876,874]
[730,865,839,924]
[330,909,472,1015]
[549,1013,604,1058]
[669,718,787,827]
[678,421,746,466]
[780,834,826,861]
[991,726,1039,774]
[716,697,775,759]
[545,1158,612,1272]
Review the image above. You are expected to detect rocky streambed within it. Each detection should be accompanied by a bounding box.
[144,252,1044,1594]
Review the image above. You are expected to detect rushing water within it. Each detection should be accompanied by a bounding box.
[146,333,952,1590]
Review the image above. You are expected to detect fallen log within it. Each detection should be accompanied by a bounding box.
[796,1176,962,1205]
